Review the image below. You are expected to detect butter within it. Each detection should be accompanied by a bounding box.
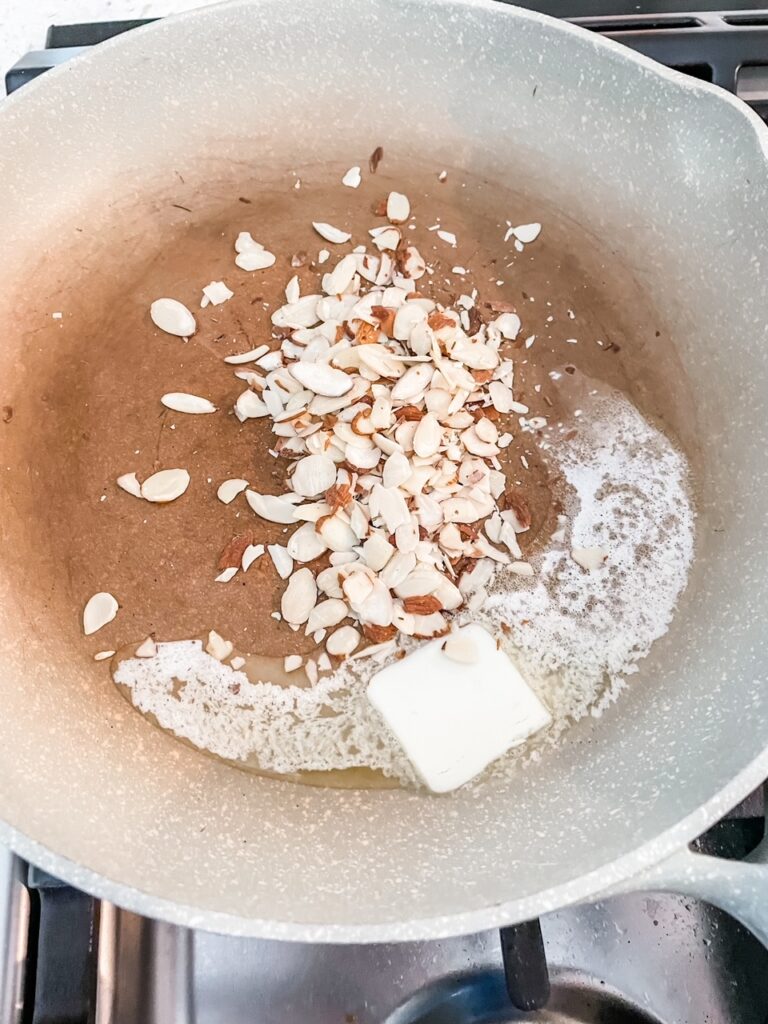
[367,624,552,793]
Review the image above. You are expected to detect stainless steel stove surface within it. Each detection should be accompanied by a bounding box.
[3,8,768,1024]
[2,834,768,1024]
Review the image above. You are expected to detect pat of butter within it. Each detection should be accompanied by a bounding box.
[367,624,552,793]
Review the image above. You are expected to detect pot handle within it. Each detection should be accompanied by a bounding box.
[609,834,768,946]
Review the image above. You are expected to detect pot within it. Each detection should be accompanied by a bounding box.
[1,0,767,944]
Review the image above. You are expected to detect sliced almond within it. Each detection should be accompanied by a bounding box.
[509,561,535,576]
[206,630,233,661]
[386,191,410,224]
[442,630,479,664]
[83,592,119,636]
[235,390,269,420]
[362,622,397,643]
[371,307,396,338]
[323,253,358,295]
[161,392,217,414]
[402,245,426,280]
[268,543,294,579]
[402,594,442,615]
[345,444,382,471]
[363,533,394,572]
[571,547,608,570]
[287,522,328,562]
[461,426,499,458]
[413,413,441,458]
[391,363,434,401]
[508,222,542,244]
[488,380,515,413]
[150,297,196,337]
[313,222,351,244]
[281,568,318,625]
[475,417,499,443]
[235,231,264,253]
[326,625,361,657]
[372,227,401,251]
[116,472,142,498]
[317,514,358,552]
[441,496,483,524]
[242,543,265,571]
[370,483,410,532]
[342,166,362,188]
[290,361,353,397]
[135,636,158,658]
[236,249,276,271]
[284,654,303,672]
[342,569,375,609]
[224,345,270,365]
[201,281,233,306]
[246,491,297,524]
[393,301,427,342]
[93,650,115,661]
[395,520,420,554]
[307,598,348,634]
[382,449,411,489]
[215,566,239,583]
[492,312,522,340]
[411,611,449,638]
[217,478,249,504]
[291,453,337,497]
[504,492,532,532]
[439,522,464,557]
[272,295,322,330]
[379,550,417,589]
[141,468,190,503]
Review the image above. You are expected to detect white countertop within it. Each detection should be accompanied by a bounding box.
[0,1,209,81]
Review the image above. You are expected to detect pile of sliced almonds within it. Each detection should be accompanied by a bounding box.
[88,184,579,668]
[219,189,541,664]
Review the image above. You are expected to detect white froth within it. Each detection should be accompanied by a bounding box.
[114,388,695,784]
[481,389,695,744]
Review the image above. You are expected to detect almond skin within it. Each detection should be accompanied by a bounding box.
[504,491,532,530]
[351,410,374,436]
[362,622,397,643]
[394,405,423,422]
[355,321,379,345]
[218,532,254,570]
[369,146,384,174]
[325,483,353,512]
[402,594,443,615]
[427,311,456,331]
[371,305,396,336]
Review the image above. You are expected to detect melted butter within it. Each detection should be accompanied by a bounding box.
[110,637,398,790]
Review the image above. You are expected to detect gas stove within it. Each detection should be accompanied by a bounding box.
[3,9,768,1024]
[2,796,768,1024]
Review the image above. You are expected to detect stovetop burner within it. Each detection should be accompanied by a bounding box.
[386,970,660,1023]
[2,10,768,1024]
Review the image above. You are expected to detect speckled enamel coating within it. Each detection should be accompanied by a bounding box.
[1,0,768,943]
